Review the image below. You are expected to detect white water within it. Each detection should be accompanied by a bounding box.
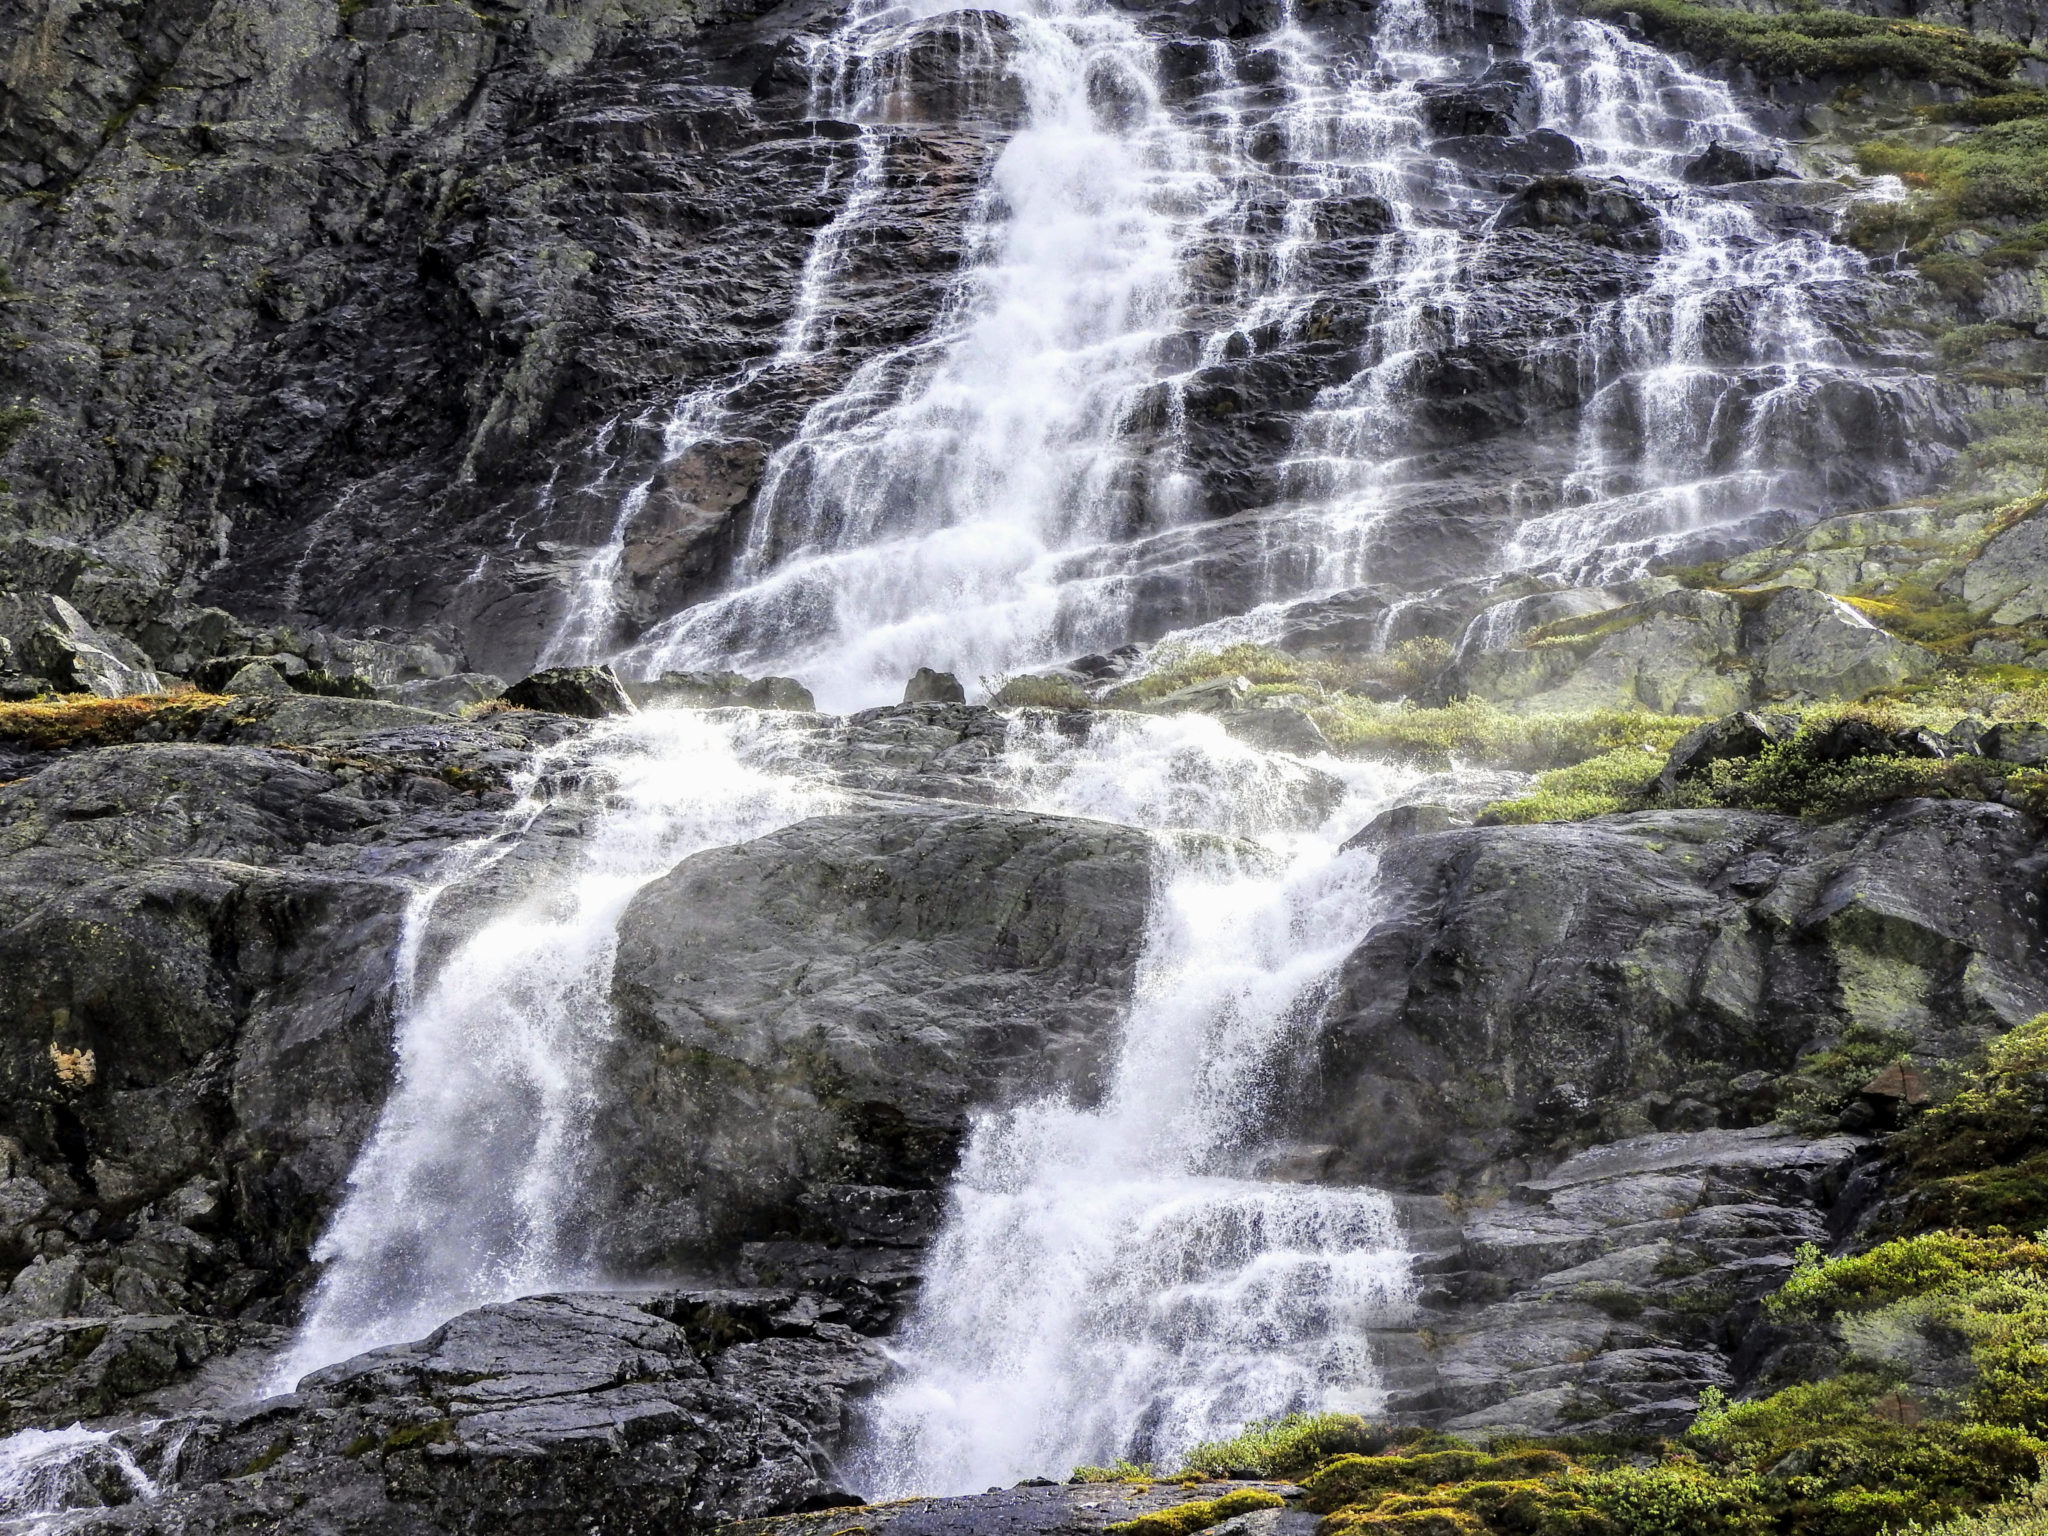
[851,716,1417,1493]
[259,0,1932,1496]
[565,0,1918,706]
[0,1426,156,1534]
[277,710,836,1383]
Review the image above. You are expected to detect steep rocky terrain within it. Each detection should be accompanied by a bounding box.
[7,0,2048,1523]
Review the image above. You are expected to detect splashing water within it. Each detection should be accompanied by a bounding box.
[277,710,835,1385]
[851,715,1420,1493]
[0,1426,157,1535]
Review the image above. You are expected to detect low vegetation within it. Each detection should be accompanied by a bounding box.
[0,691,233,751]
[1582,0,2031,92]
[1480,700,2048,824]
[1850,127,2048,303]
[1104,1488,1284,1536]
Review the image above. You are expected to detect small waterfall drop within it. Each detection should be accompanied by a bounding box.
[0,1426,157,1534]
[278,711,835,1384]
[850,715,1419,1493]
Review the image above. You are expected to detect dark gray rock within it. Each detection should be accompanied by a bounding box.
[597,803,1156,1268]
[1493,175,1664,252]
[1220,705,1329,755]
[502,664,636,718]
[1657,709,1785,792]
[1308,799,2048,1195]
[62,1288,887,1534]
[1682,140,1796,185]
[1984,720,2048,766]
[903,667,968,705]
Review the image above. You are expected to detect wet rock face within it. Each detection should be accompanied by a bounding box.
[598,802,1156,1269]
[1307,800,2048,1196]
[62,1288,889,1534]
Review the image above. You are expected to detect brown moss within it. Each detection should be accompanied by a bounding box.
[0,692,237,750]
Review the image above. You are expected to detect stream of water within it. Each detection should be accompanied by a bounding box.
[0,0,1936,1515]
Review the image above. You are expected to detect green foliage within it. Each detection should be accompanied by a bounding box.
[1842,582,1985,651]
[1071,1459,1158,1483]
[1311,697,1692,772]
[1584,0,2027,92]
[1927,93,2048,126]
[1895,1015,2048,1234]
[1176,1413,1389,1479]
[990,674,1093,708]
[1848,126,2048,292]
[1103,1488,1283,1536]
[1771,1231,2048,1319]
[1478,745,1664,823]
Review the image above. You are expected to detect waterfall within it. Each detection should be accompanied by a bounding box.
[275,711,835,1384]
[0,1427,157,1531]
[850,715,1418,1493]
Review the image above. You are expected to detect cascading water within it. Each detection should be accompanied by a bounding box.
[0,1426,157,1534]
[256,0,1947,1493]
[276,711,836,1383]
[559,0,1930,694]
[850,715,1418,1493]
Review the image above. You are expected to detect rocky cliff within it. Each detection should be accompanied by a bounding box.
[7,0,2048,1524]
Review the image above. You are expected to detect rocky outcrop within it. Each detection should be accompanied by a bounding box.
[1308,799,2048,1194]
[57,1288,888,1534]
[1447,584,1938,715]
[598,802,1157,1270]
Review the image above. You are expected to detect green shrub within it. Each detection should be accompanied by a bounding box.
[1928,93,2048,126]
[1176,1413,1390,1479]
[1479,745,1664,823]
[1895,1015,2048,1235]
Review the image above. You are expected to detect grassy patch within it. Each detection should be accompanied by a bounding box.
[1584,0,2029,91]
[1477,746,1665,823]
[1481,702,2048,825]
[1177,1413,1391,1479]
[1071,1459,1158,1484]
[1313,697,1692,773]
[990,674,1093,709]
[0,692,234,750]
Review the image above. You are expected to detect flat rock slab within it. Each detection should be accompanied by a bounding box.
[725,1482,1312,1536]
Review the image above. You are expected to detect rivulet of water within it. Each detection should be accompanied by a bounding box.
[276,711,835,1385]
[850,714,1420,1493]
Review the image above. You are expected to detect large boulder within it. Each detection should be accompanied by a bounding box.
[0,593,160,698]
[1306,798,2048,1195]
[597,804,1156,1268]
[49,1288,887,1533]
[1745,587,1937,700]
[1453,589,1748,716]
[502,665,635,719]
[1494,175,1663,251]
[1962,510,2048,625]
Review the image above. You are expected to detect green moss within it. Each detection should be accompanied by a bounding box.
[1104,1488,1285,1536]
[239,1435,293,1476]
[1848,128,2048,291]
[382,1417,455,1452]
[1583,0,2028,92]
[1927,92,2048,126]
